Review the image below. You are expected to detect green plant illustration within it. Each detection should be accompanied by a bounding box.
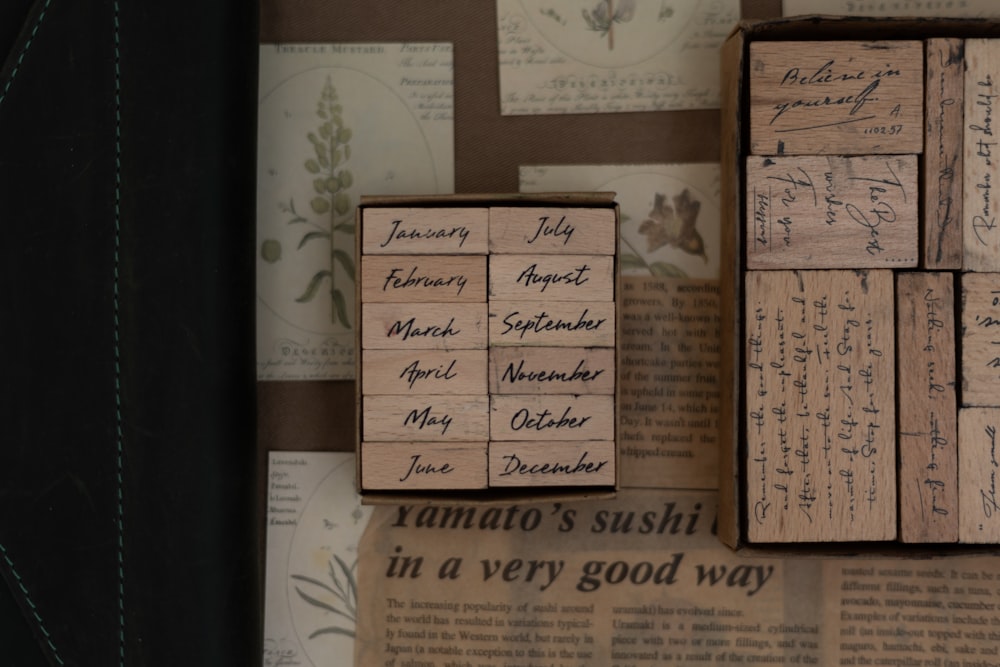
[291,553,358,639]
[539,7,567,25]
[263,75,356,329]
[581,0,636,50]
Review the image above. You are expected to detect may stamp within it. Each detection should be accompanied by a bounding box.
[356,196,619,498]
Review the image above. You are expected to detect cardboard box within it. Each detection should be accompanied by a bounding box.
[719,17,1000,552]
[355,193,620,504]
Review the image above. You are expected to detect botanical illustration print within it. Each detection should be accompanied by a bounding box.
[531,0,691,66]
[580,0,637,50]
[291,552,359,639]
[257,43,453,381]
[261,76,356,330]
[519,164,721,280]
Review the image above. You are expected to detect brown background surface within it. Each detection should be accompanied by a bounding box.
[257,0,783,459]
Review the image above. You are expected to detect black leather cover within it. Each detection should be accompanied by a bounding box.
[0,1,259,664]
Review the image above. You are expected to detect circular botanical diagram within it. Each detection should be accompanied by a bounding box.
[286,456,372,666]
[257,66,440,336]
[519,0,697,68]
[600,171,720,280]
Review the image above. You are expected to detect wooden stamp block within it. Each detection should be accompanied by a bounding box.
[361,255,486,303]
[361,442,488,490]
[488,347,615,395]
[489,301,615,348]
[362,349,487,396]
[490,395,614,442]
[896,272,958,543]
[745,269,896,542]
[964,39,1000,272]
[958,407,1000,543]
[362,207,489,254]
[749,40,924,156]
[960,272,1000,407]
[923,38,965,270]
[745,155,919,269]
[488,441,615,487]
[489,207,616,255]
[361,302,487,350]
[488,254,614,301]
[363,395,489,442]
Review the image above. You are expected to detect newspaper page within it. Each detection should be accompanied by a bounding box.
[521,164,722,490]
[354,489,1000,667]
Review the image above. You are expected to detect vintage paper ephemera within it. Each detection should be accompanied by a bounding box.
[521,163,721,489]
[256,44,455,381]
[263,452,372,667]
[496,0,739,115]
[783,0,1000,17]
[354,488,1000,666]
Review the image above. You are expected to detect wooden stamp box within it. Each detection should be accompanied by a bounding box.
[355,193,620,502]
[720,17,1000,551]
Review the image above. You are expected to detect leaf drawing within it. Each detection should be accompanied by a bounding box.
[581,0,636,50]
[637,189,708,263]
[292,553,359,639]
[262,76,357,329]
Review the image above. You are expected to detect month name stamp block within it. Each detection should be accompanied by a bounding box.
[489,207,616,254]
[488,441,615,488]
[488,301,615,348]
[745,269,896,542]
[361,255,486,303]
[361,442,489,491]
[362,207,489,254]
[363,395,490,442]
[746,154,919,269]
[361,302,487,350]
[488,254,614,301]
[488,347,615,395]
[896,272,958,543]
[490,394,615,442]
[361,349,487,396]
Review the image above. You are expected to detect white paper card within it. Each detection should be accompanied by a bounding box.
[263,452,372,667]
[497,0,739,115]
[257,44,455,381]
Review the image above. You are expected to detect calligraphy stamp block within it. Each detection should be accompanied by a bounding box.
[964,39,1000,272]
[923,38,965,270]
[745,155,918,269]
[488,441,615,488]
[960,272,1000,407]
[490,395,614,442]
[361,302,487,350]
[361,255,486,303]
[488,347,615,395]
[489,207,616,254]
[745,269,896,542]
[749,40,923,156]
[488,254,614,301]
[361,442,488,491]
[488,300,615,348]
[363,395,489,442]
[362,207,489,254]
[896,272,958,543]
[362,349,487,396]
[958,407,1000,543]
